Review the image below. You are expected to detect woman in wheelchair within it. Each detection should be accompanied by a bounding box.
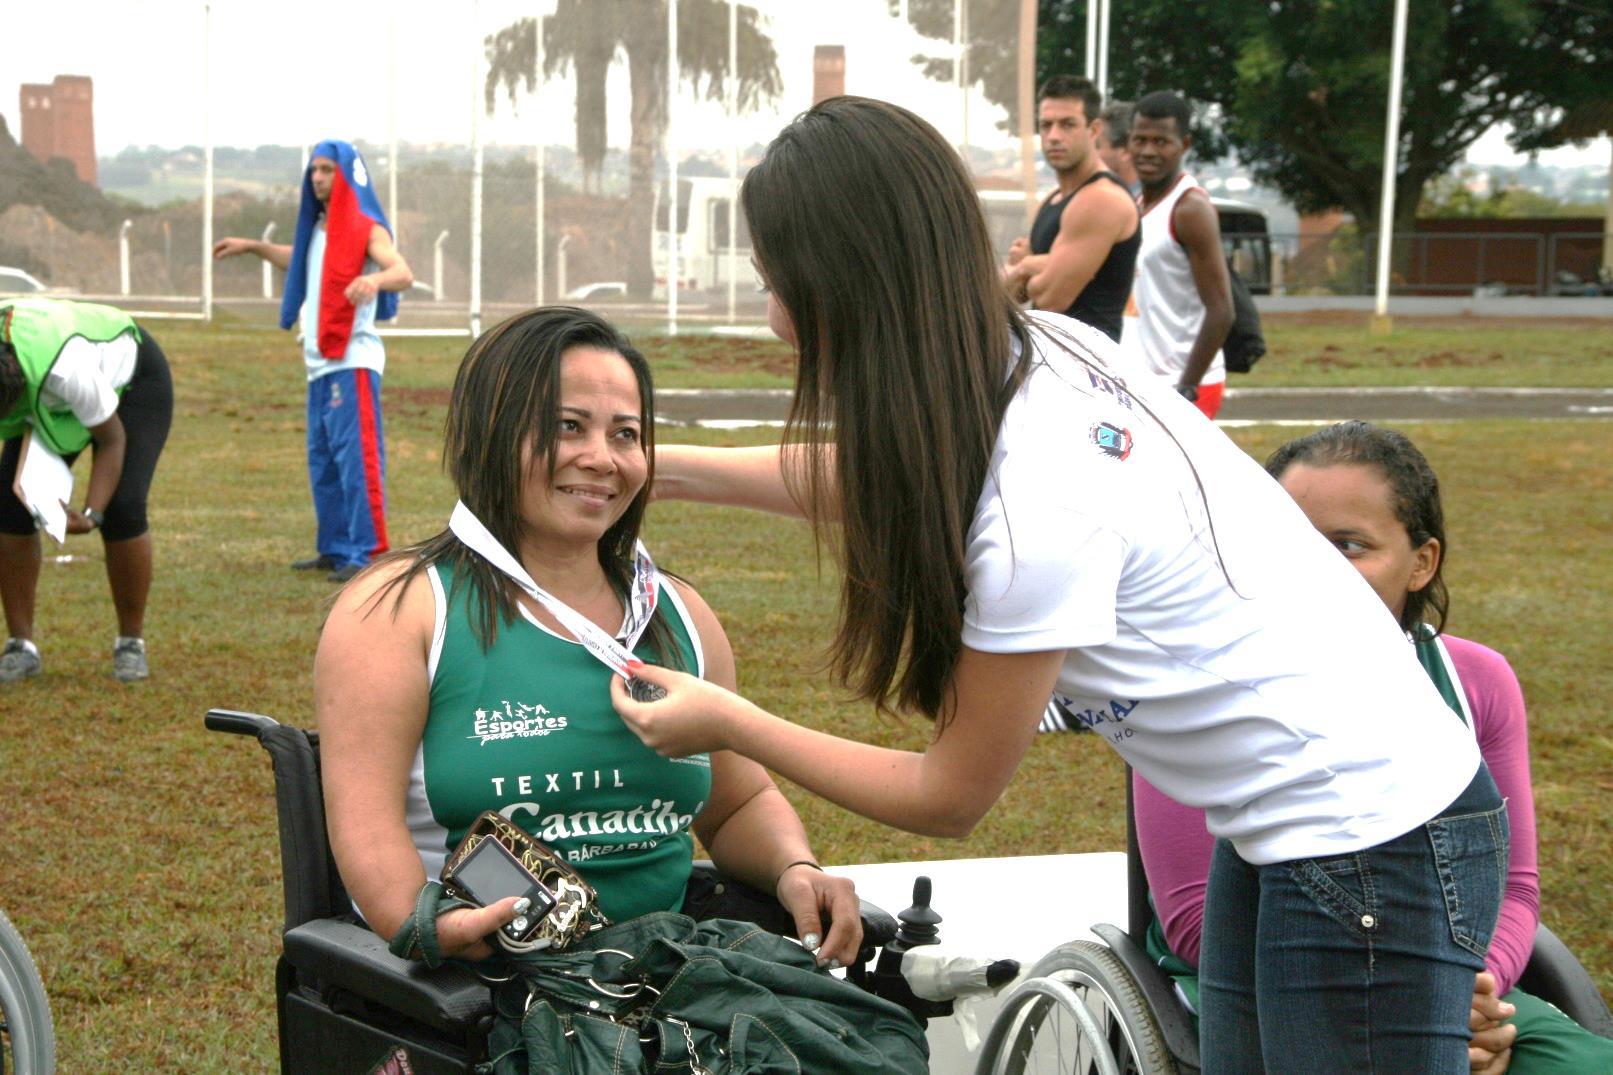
[1136,421,1613,1074]
[313,306,867,970]
[617,97,1510,1072]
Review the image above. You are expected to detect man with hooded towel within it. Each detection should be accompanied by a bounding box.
[214,140,413,582]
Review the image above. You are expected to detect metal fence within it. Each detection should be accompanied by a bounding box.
[1271,229,1608,298]
[9,0,1040,335]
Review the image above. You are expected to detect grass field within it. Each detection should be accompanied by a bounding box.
[601,310,1613,389]
[1,316,1609,1069]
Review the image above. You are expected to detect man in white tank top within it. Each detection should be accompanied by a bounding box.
[1127,92,1234,419]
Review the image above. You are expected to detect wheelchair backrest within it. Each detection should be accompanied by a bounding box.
[207,710,352,931]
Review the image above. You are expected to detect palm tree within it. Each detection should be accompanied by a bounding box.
[486,0,782,299]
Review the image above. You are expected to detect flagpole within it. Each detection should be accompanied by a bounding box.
[469,0,484,338]
[1372,0,1409,333]
[727,0,738,324]
[202,1,214,321]
[667,0,679,336]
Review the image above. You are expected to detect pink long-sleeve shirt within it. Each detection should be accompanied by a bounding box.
[1134,633,1540,994]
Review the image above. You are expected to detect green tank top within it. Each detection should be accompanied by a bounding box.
[0,298,140,454]
[413,563,712,923]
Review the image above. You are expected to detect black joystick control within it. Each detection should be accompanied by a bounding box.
[892,876,942,950]
[862,875,954,1021]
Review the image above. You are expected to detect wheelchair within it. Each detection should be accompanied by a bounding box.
[208,706,1004,1074]
[973,774,1613,1075]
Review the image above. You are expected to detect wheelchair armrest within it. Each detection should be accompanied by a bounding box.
[1516,922,1613,1040]
[1092,922,1201,1073]
[283,918,493,1036]
[204,708,283,739]
[859,900,898,949]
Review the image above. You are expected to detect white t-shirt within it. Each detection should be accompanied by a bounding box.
[38,333,139,428]
[962,313,1479,864]
[299,221,386,382]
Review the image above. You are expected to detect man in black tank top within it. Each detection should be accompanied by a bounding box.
[1005,76,1140,342]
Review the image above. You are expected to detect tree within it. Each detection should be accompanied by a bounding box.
[901,1,1612,243]
[485,1,782,299]
[889,0,1029,133]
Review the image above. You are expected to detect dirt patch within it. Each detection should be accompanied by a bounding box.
[1265,310,1613,331]
[1300,351,1363,370]
[657,336,797,378]
[392,387,452,407]
[1408,350,1505,369]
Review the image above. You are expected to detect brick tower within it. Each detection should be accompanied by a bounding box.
[19,75,97,185]
[812,46,845,106]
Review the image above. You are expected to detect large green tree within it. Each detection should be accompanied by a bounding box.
[901,0,1610,241]
[486,1,781,298]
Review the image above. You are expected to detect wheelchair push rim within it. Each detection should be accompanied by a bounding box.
[0,908,55,1075]
[976,940,1175,1075]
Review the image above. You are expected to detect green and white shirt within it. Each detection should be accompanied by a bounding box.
[408,563,711,922]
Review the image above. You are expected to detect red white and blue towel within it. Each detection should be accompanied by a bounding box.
[280,139,398,359]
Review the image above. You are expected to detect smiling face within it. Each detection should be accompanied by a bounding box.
[1278,461,1440,624]
[518,345,647,554]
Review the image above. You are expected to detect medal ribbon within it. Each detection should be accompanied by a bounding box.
[448,500,659,679]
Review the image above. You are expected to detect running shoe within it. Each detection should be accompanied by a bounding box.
[113,637,150,683]
[0,638,42,682]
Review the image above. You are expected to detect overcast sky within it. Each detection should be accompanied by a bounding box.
[6,0,1003,153]
[7,0,1608,171]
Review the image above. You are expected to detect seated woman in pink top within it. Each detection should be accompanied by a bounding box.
[1135,421,1610,1075]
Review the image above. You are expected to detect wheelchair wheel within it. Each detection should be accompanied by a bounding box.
[0,908,54,1075]
[976,940,1174,1075]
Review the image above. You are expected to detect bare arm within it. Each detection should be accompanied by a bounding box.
[344,225,415,305]
[1017,183,1137,313]
[212,237,293,271]
[676,581,861,964]
[316,564,520,959]
[616,644,1066,838]
[1171,193,1233,388]
[654,443,838,521]
[63,413,126,535]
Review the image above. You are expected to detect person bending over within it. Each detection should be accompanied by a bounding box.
[0,298,173,683]
[618,96,1505,1072]
[1135,421,1613,1074]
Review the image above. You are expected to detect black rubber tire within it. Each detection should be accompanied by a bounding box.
[977,940,1175,1075]
[0,908,54,1075]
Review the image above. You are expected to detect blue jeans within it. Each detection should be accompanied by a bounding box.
[1199,766,1508,1073]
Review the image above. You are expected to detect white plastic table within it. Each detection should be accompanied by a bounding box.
[830,852,1131,1075]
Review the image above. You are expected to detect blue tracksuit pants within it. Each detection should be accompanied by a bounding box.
[306,368,387,570]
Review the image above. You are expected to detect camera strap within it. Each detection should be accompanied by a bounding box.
[448,500,660,680]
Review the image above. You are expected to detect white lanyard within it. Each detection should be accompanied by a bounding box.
[448,500,659,679]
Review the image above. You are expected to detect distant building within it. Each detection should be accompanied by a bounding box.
[19,75,97,185]
[813,46,845,106]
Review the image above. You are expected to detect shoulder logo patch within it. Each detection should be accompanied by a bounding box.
[1089,421,1133,461]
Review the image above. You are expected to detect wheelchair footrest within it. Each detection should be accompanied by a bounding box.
[284,918,494,1036]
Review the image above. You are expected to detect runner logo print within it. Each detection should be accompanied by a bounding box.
[471,700,569,745]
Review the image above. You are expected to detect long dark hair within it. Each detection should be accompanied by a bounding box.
[371,306,684,666]
[742,96,1032,723]
[1265,420,1449,633]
